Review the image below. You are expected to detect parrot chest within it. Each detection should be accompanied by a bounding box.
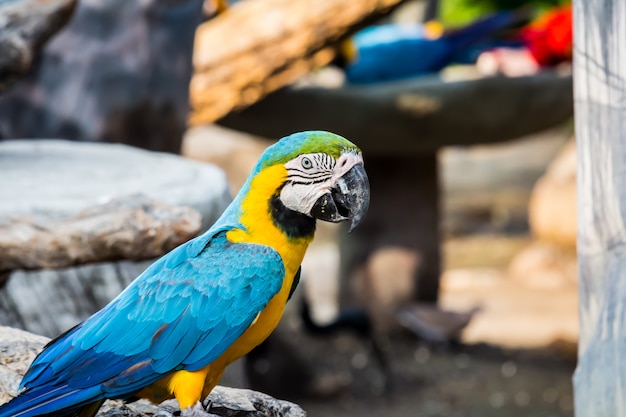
[219,230,308,364]
[193,239,306,397]
[218,165,313,362]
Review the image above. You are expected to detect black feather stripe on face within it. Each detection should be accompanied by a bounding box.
[269,193,316,239]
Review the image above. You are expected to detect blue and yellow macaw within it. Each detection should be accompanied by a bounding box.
[0,131,370,417]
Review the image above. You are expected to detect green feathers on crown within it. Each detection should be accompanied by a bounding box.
[256,131,361,171]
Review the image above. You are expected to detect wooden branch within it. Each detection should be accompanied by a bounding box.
[0,0,76,93]
[189,0,408,125]
[0,195,201,271]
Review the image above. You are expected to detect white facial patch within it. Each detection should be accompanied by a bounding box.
[280,151,364,215]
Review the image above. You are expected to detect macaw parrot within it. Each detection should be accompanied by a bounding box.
[339,10,526,84]
[0,130,370,417]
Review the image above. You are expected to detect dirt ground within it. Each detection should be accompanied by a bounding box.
[296,334,574,417]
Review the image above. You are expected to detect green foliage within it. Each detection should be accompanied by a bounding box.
[440,0,570,26]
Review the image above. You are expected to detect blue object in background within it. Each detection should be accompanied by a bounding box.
[343,11,525,84]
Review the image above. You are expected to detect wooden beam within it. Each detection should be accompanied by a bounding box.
[189,0,408,125]
[574,0,626,415]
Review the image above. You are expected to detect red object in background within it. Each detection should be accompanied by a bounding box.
[522,3,573,66]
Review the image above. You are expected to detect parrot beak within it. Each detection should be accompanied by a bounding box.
[310,163,370,232]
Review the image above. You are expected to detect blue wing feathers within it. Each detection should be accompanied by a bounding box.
[1,229,286,417]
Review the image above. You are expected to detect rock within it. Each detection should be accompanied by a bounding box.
[0,195,201,271]
[0,260,153,337]
[0,140,230,337]
[0,140,231,231]
[0,327,307,417]
[96,386,308,417]
[528,139,577,247]
[0,0,76,93]
[0,0,203,153]
[0,326,48,405]
[219,71,573,154]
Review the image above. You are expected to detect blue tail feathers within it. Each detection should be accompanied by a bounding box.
[0,384,102,417]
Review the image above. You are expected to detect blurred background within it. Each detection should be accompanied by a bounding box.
[0,0,574,416]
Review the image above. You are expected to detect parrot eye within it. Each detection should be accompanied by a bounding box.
[301,157,313,169]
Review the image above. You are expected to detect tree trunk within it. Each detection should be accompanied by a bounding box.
[189,0,408,125]
[574,0,626,415]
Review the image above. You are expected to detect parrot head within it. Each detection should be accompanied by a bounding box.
[243,130,370,233]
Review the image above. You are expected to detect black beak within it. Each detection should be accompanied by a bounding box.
[310,164,370,232]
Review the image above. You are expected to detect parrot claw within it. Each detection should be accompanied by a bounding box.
[180,401,219,417]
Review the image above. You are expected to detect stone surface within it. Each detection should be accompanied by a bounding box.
[0,326,48,405]
[0,260,154,337]
[0,0,76,93]
[0,140,231,231]
[0,195,201,271]
[0,0,203,153]
[528,139,576,247]
[0,139,230,337]
[95,386,308,417]
[0,327,306,417]
[219,71,573,154]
